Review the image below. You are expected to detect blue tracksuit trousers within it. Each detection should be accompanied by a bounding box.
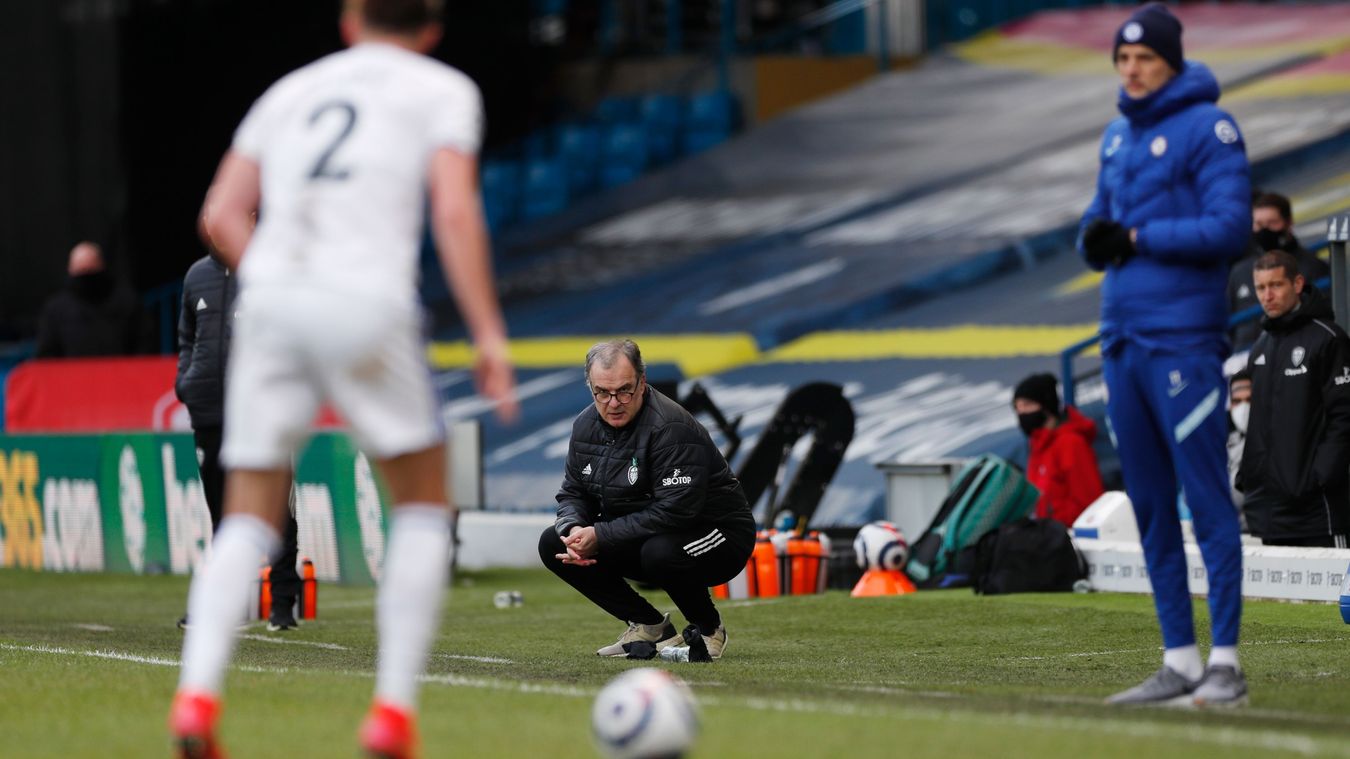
[1103,340,1243,648]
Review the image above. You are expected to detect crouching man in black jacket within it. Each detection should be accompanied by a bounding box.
[539,339,755,659]
[1238,251,1350,547]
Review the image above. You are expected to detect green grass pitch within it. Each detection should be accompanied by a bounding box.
[2,567,1349,758]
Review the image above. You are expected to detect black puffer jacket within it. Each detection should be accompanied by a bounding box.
[175,256,236,427]
[1239,285,1350,540]
[555,386,753,551]
[35,273,152,358]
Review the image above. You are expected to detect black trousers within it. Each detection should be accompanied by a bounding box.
[194,425,301,606]
[539,522,754,632]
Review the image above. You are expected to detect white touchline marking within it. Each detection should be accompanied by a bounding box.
[73,624,115,632]
[1,643,178,667]
[431,653,514,665]
[419,673,593,698]
[7,642,1350,755]
[237,634,349,651]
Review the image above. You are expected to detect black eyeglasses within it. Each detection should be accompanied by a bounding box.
[592,387,636,404]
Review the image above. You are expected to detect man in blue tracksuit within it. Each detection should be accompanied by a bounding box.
[1079,4,1251,707]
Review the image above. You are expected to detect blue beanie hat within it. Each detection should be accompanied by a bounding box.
[1113,3,1184,74]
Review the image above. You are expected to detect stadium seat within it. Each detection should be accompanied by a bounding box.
[521,157,569,220]
[598,123,649,189]
[681,90,739,155]
[522,129,552,161]
[479,159,522,231]
[639,93,682,165]
[594,95,641,124]
[532,0,567,14]
[555,122,601,195]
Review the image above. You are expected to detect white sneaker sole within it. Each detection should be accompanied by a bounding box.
[1105,691,1197,708]
[596,634,681,658]
[1194,693,1249,709]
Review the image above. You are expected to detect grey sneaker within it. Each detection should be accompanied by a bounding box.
[596,613,679,657]
[1105,666,1198,706]
[1192,665,1248,708]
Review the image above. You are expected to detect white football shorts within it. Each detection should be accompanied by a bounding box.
[220,285,443,469]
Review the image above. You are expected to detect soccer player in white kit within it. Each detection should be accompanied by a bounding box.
[168,1,518,757]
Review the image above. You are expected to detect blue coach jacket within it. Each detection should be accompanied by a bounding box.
[1079,62,1251,355]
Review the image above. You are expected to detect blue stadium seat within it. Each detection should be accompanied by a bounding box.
[479,159,522,231]
[531,0,567,14]
[681,90,739,155]
[598,124,648,189]
[522,129,552,161]
[555,122,601,195]
[521,158,569,220]
[639,94,682,165]
[594,95,640,124]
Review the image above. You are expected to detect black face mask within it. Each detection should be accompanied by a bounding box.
[69,270,113,301]
[1254,227,1291,253]
[1018,410,1048,436]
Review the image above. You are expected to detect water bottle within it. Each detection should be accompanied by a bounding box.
[658,646,691,662]
[1339,564,1350,624]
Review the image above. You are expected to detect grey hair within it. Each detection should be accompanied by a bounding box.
[584,339,645,383]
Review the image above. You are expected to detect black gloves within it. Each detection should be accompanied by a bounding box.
[1082,220,1135,269]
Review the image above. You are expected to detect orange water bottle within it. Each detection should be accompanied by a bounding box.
[749,532,780,598]
[301,558,318,620]
[814,531,832,593]
[788,533,825,595]
[258,566,272,620]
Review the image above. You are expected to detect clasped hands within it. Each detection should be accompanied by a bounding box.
[557,525,599,566]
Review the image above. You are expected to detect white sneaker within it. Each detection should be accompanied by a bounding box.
[1192,665,1248,708]
[702,625,727,660]
[1105,666,1198,707]
[595,613,680,657]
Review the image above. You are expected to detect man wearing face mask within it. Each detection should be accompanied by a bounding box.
[1012,373,1104,529]
[35,241,153,358]
[1226,370,1251,513]
[1228,193,1328,349]
[1238,251,1350,549]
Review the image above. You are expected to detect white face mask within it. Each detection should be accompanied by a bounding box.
[1230,401,1250,434]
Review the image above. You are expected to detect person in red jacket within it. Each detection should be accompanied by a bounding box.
[1012,373,1105,528]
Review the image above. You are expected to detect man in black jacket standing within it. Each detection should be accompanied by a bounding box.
[176,253,302,630]
[1239,250,1350,547]
[539,339,755,660]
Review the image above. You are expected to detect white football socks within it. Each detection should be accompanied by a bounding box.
[179,514,280,694]
[1163,644,1204,682]
[1208,645,1240,671]
[374,505,452,711]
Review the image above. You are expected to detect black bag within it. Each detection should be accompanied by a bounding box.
[972,517,1087,595]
